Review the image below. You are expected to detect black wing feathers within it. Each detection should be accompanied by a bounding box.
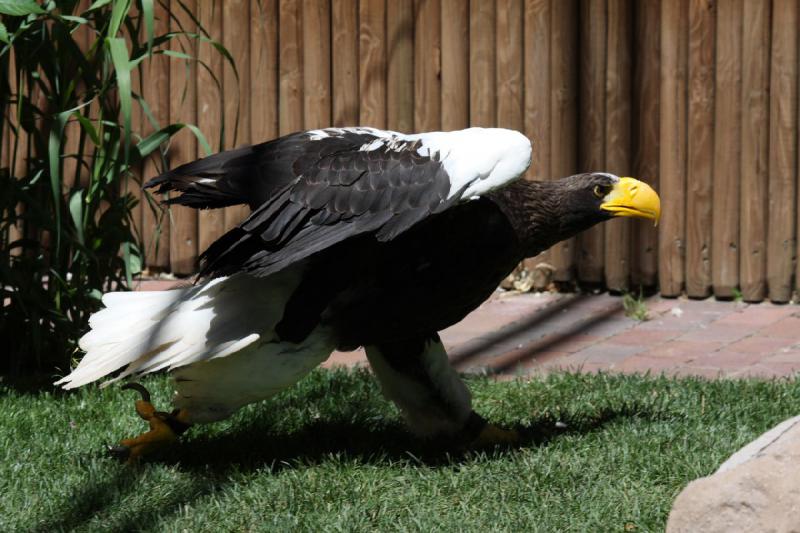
[197,131,455,278]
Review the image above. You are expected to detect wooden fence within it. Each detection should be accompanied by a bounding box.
[104,1,800,302]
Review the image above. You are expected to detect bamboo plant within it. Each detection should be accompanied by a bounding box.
[0,0,232,375]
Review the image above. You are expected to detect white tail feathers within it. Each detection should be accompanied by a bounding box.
[55,271,302,389]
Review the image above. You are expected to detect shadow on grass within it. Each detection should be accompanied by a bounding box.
[31,395,657,532]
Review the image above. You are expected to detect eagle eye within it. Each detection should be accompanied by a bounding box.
[593,185,606,198]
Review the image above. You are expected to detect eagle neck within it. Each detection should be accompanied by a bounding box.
[487,179,580,258]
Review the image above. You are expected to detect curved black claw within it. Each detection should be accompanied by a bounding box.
[106,443,131,462]
[121,382,151,403]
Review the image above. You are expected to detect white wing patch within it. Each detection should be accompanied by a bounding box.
[305,127,533,201]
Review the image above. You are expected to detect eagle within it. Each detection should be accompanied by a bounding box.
[55,127,660,461]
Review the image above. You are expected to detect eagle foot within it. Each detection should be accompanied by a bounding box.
[109,383,192,463]
[470,424,520,449]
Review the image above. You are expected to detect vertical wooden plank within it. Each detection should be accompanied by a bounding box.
[470,0,496,126]
[280,0,304,135]
[711,0,742,298]
[441,0,469,130]
[332,0,359,126]
[303,0,331,129]
[768,0,798,303]
[685,0,714,298]
[496,0,523,132]
[658,0,688,297]
[604,0,632,291]
[521,0,551,279]
[524,0,550,182]
[197,0,225,254]
[550,0,579,282]
[169,0,198,274]
[739,0,769,302]
[141,3,170,269]
[577,0,606,285]
[223,0,252,231]
[251,0,279,140]
[388,0,414,132]
[630,0,660,288]
[359,0,387,128]
[413,0,440,132]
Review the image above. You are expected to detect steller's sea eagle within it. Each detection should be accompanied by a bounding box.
[55,127,660,460]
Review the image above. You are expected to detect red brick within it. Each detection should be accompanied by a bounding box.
[730,363,800,379]
[677,324,753,343]
[715,305,796,327]
[615,355,681,374]
[758,316,800,339]
[638,340,725,361]
[323,349,367,368]
[762,350,800,364]
[691,350,766,369]
[605,328,680,346]
[727,335,797,355]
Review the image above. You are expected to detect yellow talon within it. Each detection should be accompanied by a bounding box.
[108,383,192,463]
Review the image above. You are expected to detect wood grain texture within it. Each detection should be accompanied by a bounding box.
[251,0,279,144]
[658,0,688,296]
[168,0,199,274]
[388,0,414,132]
[521,0,551,274]
[141,2,171,269]
[359,0,387,128]
[685,0,714,298]
[223,0,252,231]
[604,0,631,292]
[630,0,660,288]
[549,0,579,282]
[577,0,606,284]
[197,0,225,254]
[469,0,496,126]
[768,0,798,303]
[739,0,769,302]
[332,0,359,126]
[279,0,304,134]
[303,0,331,129]
[441,0,469,130]
[496,0,523,132]
[413,0,440,132]
[711,0,742,298]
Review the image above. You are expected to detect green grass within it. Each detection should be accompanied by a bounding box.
[2,370,799,532]
[622,290,650,321]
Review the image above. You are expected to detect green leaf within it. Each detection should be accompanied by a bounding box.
[0,21,9,43]
[74,113,100,146]
[107,37,132,164]
[140,0,153,54]
[0,0,45,16]
[108,0,130,37]
[86,0,112,11]
[135,124,182,158]
[68,189,84,245]
[48,110,70,258]
[58,15,88,24]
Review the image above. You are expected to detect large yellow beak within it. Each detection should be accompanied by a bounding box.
[600,177,661,225]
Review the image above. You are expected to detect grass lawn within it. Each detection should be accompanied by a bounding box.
[2,369,799,532]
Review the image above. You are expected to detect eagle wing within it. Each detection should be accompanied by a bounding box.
[147,127,532,278]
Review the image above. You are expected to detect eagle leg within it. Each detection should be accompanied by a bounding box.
[471,424,520,448]
[107,383,192,463]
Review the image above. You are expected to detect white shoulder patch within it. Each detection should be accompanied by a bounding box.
[408,128,532,199]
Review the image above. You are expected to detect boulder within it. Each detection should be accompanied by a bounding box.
[666,415,800,533]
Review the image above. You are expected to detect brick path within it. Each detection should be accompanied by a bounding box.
[327,292,800,379]
[134,279,800,379]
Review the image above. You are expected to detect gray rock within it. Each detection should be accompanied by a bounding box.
[666,415,800,533]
